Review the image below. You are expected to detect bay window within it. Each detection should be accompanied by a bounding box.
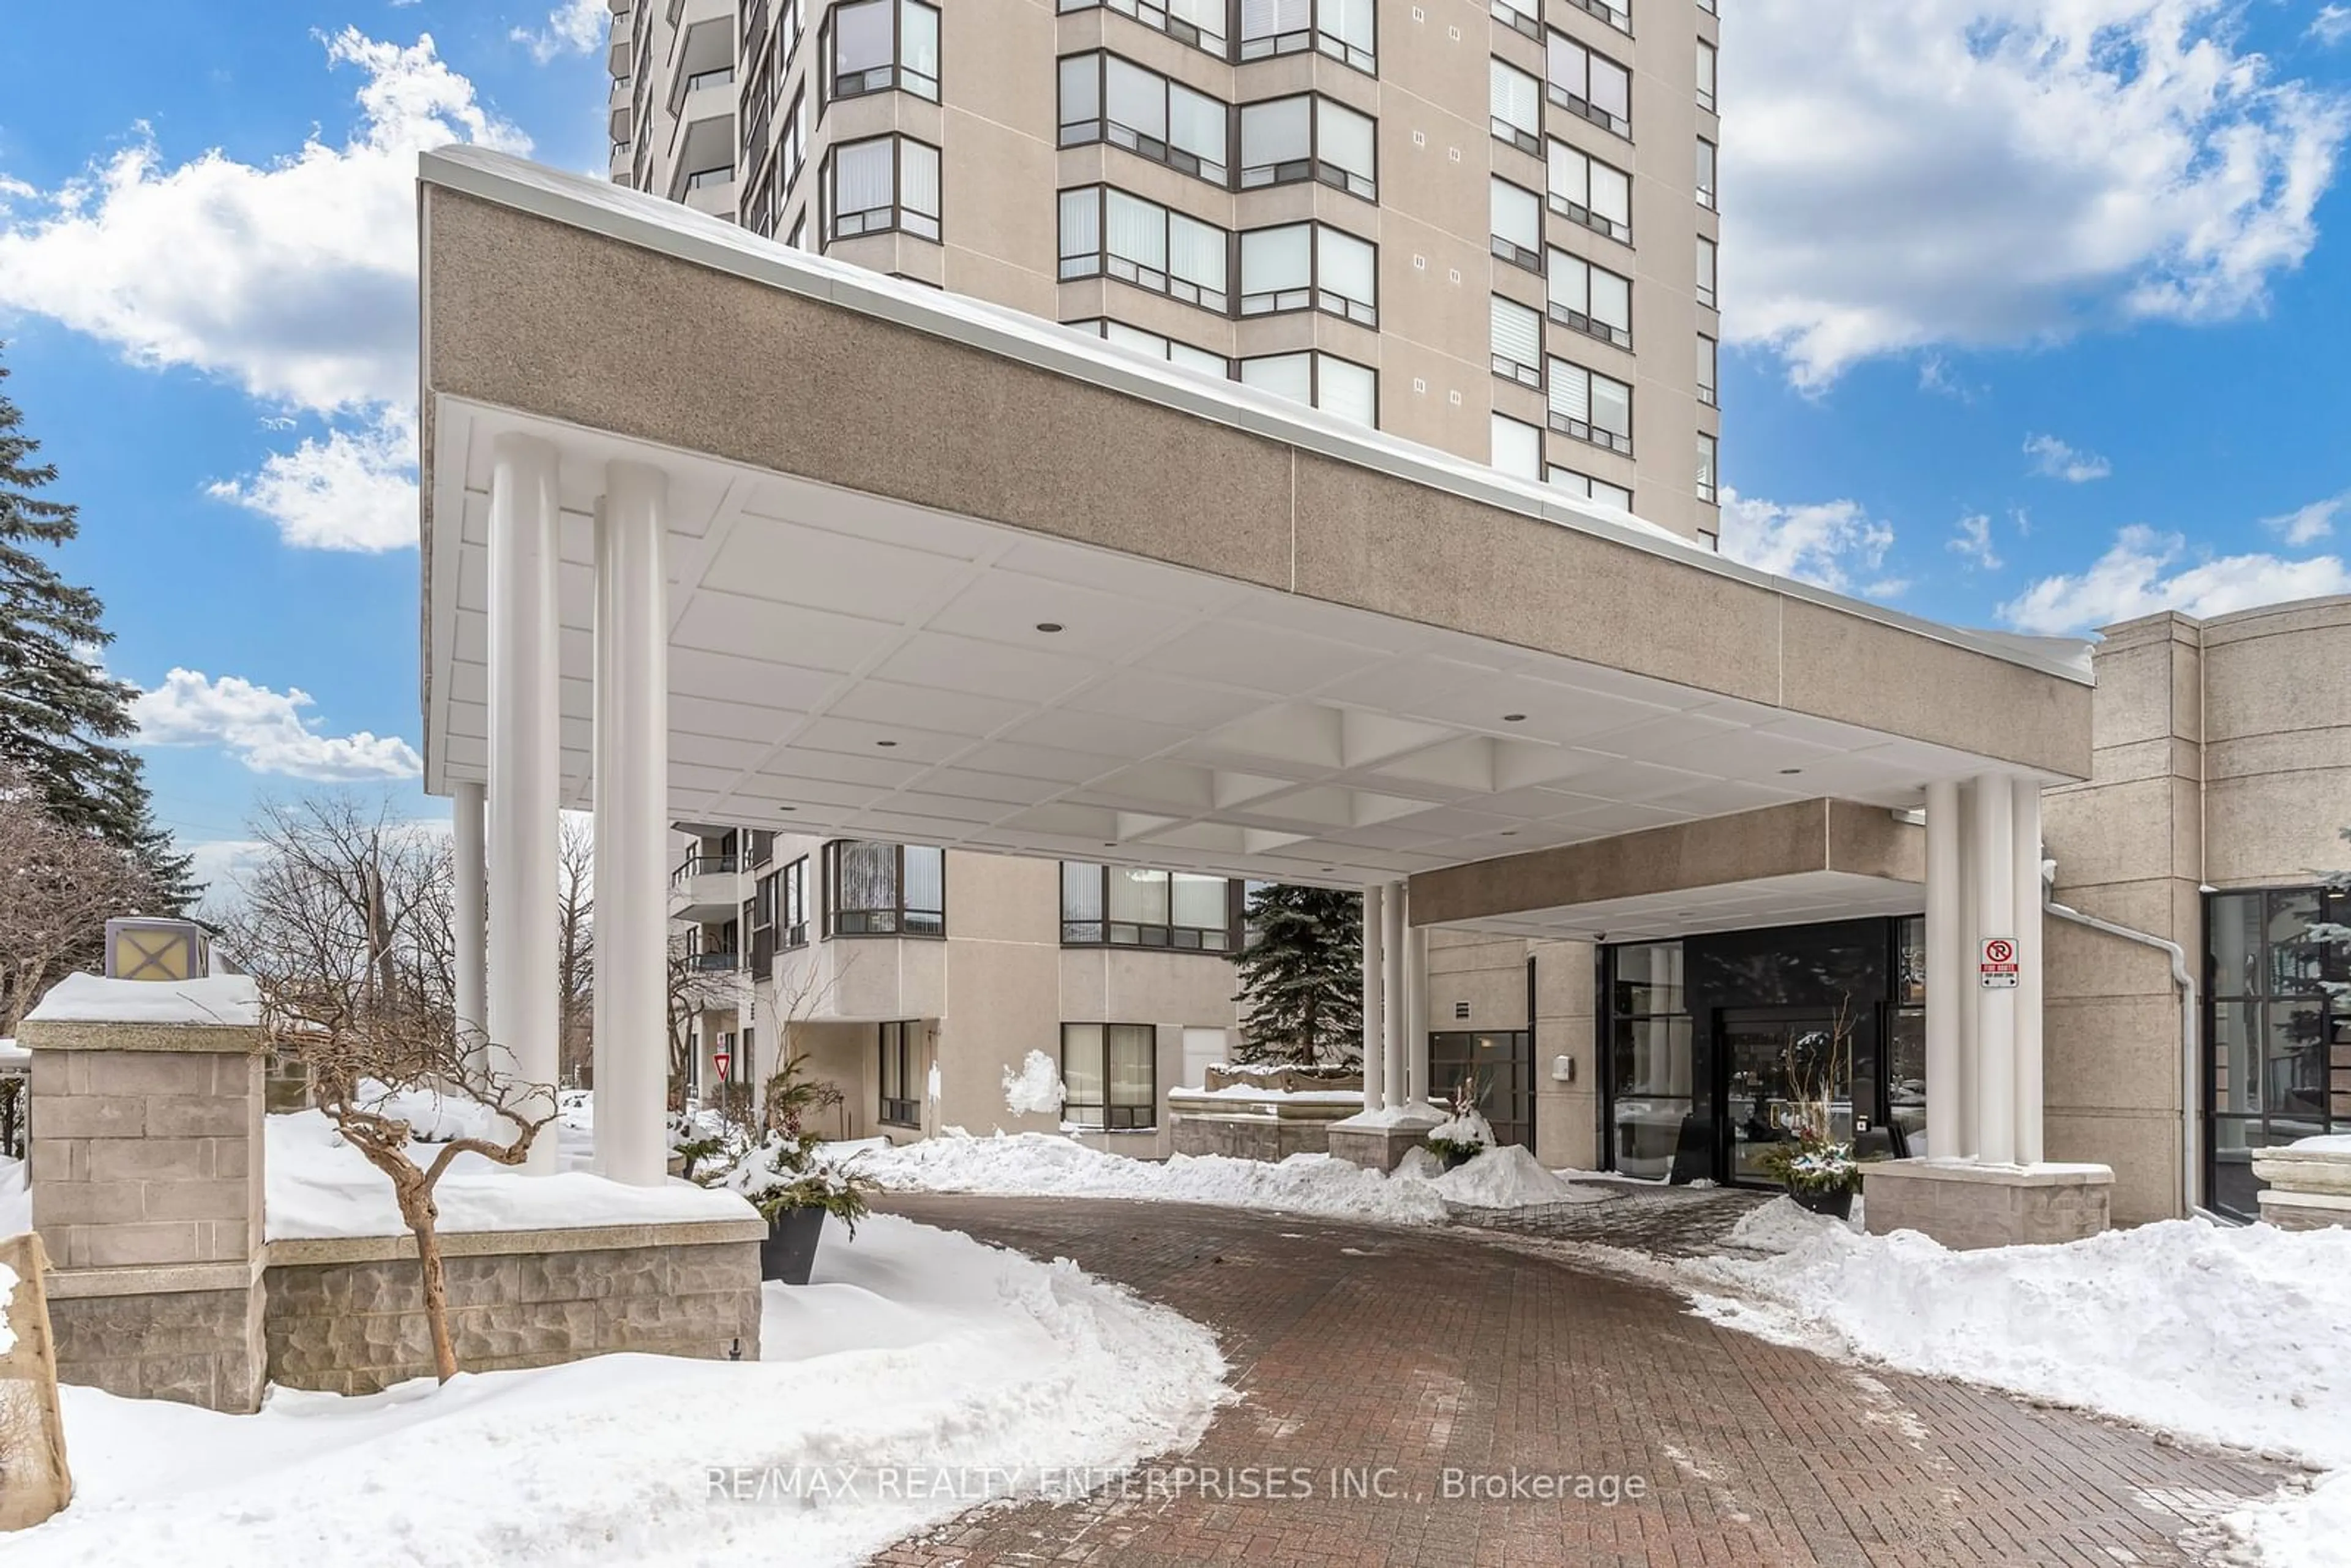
[823,135,940,241]
[1059,187,1231,312]
[1550,467,1633,511]
[1240,222,1376,326]
[1069,318,1231,378]
[1491,294,1543,389]
[1548,251,1632,348]
[1491,413,1542,481]
[1059,53,1229,185]
[823,0,940,103]
[1063,1023,1158,1130]
[1056,0,1228,58]
[1490,176,1542,271]
[824,841,945,936]
[1238,95,1376,201]
[1240,0,1374,72]
[1062,863,1240,948]
[1549,141,1632,243]
[1239,351,1378,428]
[1547,32,1631,137]
[1548,358,1633,454]
[1490,58,1542,156]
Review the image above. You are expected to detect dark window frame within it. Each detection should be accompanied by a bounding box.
[1490,291,1545,390]
[1237,92,1377,203]
[1545,29,1633,139]
[1237,349,1380,427]
[1059,863,1243,952]
[1067,317,1235,378]
[1057,50,1231,187]
[1057,184,1232,313]
[1062,1021,1160,1130]
[1238,220,1377,327]
[1697,135,1719,211]
[1696,233,1718,310]
[879,1020,922,1127]
[1054,0,1229,61]
[1548,248,1635,351]
[2204,885,2351,1219]
[820,0,941,105]
[1238,0,1376,75]
[1695,430,1718,505]
[1490,56,1543,157]
[1548,139,1634,246]
[1490,174,1544,272]
[823,841,947,937]
[1546,356,1635,456]
[821,133,941,244]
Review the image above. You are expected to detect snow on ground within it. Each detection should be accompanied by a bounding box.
[1428,1144,1608,1208]
[0,1153,28,1240]
[264,1109,752,1240]
[12,1214,1226,1567]
[1664,1199,2351,1568]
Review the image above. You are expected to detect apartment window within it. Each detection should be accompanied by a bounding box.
[1239,95,1376,201]
[823,841,945,936]
[1547,250,1632,349]
[823,0,940,102]
[1550,467,1633,511]
[823,135,940,241]
[1491,413,1543,480]
[1240,222,1376,326]
[1240,351,1379,427]
[1566,0,1632,31]
[1059,187,1231,312]
[1490,176,1543,271]
[774,0,801,63]
[1695,432,1717,504]
[1491,294,1543,389]
[1697,39,1717,113]
[1698,334,1718,407]
[774,857,809,947]
[1697,137,1718,210]
[1548,358,1633,453]
[879,1021,920,1127]
[1549,141,1632,244]
[1240,0,1376,73]
[1696,234,1717,310]
[1059,53,1230,184]
[1069,318,1231,378]
[1490,58,1543,156]
[787,211,808,249]
[1056,0,1228,59]
[778,88,808,192]
[1547,32,1632,138]
[1062,863,1240,949]
[1063,1022,1158,1130]
[1491,0,1541,40]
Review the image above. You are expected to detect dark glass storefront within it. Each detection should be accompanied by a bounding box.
[2206,886,2351,1220]
[1429,1030,1534,1148]
[1602,915,1927,1187]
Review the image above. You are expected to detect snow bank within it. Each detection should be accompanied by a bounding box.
[854,1131,1452,1225]
[24,972,260,1028]
[0,1155,28,1241]
[264,1111,752,1240]
[1427,1109,1496,1149]
[15,1215,1227,1567]
[1001,1050,1065,1117]
[2230,1471,2351,1568]
[1723,1195,1858,1251]
[1429,1145,1605,1208]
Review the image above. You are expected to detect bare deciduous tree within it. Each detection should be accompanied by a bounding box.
[556,817,594,1087]
[0,763,151,1037]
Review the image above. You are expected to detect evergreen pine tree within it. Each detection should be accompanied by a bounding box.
[1230,884,1363,1066]
[0,346,195,910]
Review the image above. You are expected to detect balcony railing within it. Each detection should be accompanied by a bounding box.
[690,950,741,973]
[671,851,740,888]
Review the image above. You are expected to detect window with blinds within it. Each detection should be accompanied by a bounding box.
[825,0,939,103]
[1491,413,1543,481]
[825,135,939,241]
[1548,141,1631,242]
[1550,467,1633,511]
[1056,0,1228,56]
[1490,176,1542,270]
[1547,359,1634,454]
[1490,58,1542,155]
[1547,31,1631,136]
[1071,318,1231,378]
[1548,251,1632,348]
[1063,1024,1158,1129]
[1490,294,1543,388]
[1240,223,1379,326]
[1240,352,1378,429]
[1239,96,1374,199]
[1059,53,1228,184]
[1059,187,1230,311]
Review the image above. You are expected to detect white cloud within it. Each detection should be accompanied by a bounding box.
[1726,1,2350,386]
[1949,513,2003,569]
[512,0,610,63]
[2315,6,2351,45]
[2264,494,2343,546]
[0,30,522,551]
[132,669,424,781]
[1719,489,1902,597]
[1998,524,2351,633]
[205,408,418,552]
[2023,432,2114,482]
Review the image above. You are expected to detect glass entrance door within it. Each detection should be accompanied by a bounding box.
[1720,1011,1853,1185]
[1427,1030,1533,1149]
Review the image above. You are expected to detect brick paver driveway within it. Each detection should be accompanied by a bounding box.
[874,1195,2288,1568]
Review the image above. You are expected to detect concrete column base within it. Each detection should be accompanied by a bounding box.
[1327,1106,1446,1173]
[1861,1158,2113,1250]
[44,1259,268,1413]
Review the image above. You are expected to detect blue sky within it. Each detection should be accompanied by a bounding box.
[1,0,2347,893]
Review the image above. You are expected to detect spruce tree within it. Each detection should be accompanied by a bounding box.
[1231,884,1363,1066]
[0,346,195,910]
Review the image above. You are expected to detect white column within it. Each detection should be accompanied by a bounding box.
[2012,775,2045,1165]
[487,432,563,1174]
[1373,879,1392,1109]
[1954,781,1981,1160]
[1406,920,1431,1108]
[452,779,488,1073]
[1924,779,1960,1162]
[593,463,672,1187]
[1973,773,2018,1165]
[1360,885,1386,1114]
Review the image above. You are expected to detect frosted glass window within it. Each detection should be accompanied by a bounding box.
[1319,357,1377,427]
[1243,353,1316,405]
[1491,413,1542,479]
[1319,228,1376,316]
[1242,224,1313,309]
[1319,101,1376,190]
[1491,58,1542,149]
[1491,177,1541,260]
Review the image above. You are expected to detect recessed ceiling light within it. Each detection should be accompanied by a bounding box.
[1036,621,1064,634]
[1502,713,1527,723]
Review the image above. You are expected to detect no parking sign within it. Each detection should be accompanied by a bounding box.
[1979,937,2019,989]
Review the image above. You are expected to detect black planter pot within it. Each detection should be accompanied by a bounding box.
[760,1206,828,1285]
[1440,1148,1477,1172]
[1789,1186,1854,1221]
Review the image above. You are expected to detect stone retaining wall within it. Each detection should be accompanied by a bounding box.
[263,1220,767,1395]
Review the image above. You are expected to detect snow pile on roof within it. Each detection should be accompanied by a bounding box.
[24,972,261,1029]
[14,1215,1226,1566]
[1673,1214,2351,1567]
[1000,1050,1065,1117]
[850,1131,1452,1225]
[1428,1146,1605,1208]
[264,1110,752,1240]
[0,1156,26,1242]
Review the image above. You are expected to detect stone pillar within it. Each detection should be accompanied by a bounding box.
[1973,773,2018,1165]
[21,974,268,1412]
[1381,880,1406,1111]
[452,779,488,1071]
[1924,778,1960,1162]
[1359,885,1385,1116]
[593,462,672,1188]
[2012,776,2045,1166]
[488,432,564,1174]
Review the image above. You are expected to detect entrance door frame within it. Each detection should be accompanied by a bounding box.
[1712,1003,1880,1188]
